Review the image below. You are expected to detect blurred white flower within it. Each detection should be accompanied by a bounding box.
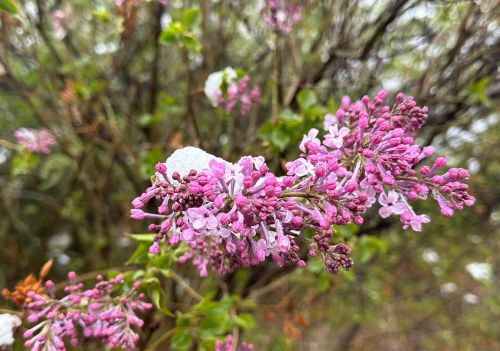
[422,248,439,263]
[204,67,237,106]
[463,293,479,304]
[465,262,493,282]
[440,282,457,296]
[0,313,21,347]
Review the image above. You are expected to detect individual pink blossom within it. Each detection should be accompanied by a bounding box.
[378,190,407,218]
[14,128,56,154]
[299,128,320,153]
[323,125,350,149]
[400,211,431,231]
[186,207,219,230]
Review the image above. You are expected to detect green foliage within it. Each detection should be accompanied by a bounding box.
[171,295,255,350]
[0,0,18,14]
[10,150,38,175]
[160,8,202,52]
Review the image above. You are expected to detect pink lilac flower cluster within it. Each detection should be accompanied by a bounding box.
[131,91,474,277]
[215,335,253,351]
[14,128,57,154]
[23,273,152,351]
[263,0,302,34]
[51,10,71,31]
[215,76,261,115]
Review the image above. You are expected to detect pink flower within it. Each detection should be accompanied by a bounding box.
[51,10,70,31]
[378,191,407,218]
[186,207,218,231]
[285,158,313,177]
[323,125,349,148]
[263,0,302,33]
[299,128,320,153]
[14,128,56,154]
[323,113,338,130]
[401,211,430,231]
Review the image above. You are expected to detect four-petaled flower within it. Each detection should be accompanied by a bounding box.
[186,207,218,231]
[324,125,349,148]
[299,128,320,153]
[378,190,407,218]
[401,211,431,231]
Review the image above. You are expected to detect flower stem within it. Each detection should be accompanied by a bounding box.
[280,191,321,200]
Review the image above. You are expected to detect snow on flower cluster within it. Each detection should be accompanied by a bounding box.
[131,91,475,277]
[14,128,57,154]
[263,0,302,33]
[204,67,260,115]
[23,273,151,351]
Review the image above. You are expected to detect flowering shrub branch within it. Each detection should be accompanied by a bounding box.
[23,273,151,351]
[131,91,475,277]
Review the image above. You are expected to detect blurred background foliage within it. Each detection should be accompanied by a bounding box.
[0,0,499,350]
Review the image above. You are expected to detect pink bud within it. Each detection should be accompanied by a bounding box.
[155,163,167,173]
[422,146,435,156]
[68,271,77,281]
[440,205,453,217]
[434,157,447,168]
[130,209,145,219]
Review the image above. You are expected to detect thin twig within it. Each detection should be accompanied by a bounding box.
[169,270,203,301]
[146,328,176,351]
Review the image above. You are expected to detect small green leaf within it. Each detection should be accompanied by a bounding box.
[181,35,201,52]
[128,233,156,243]
[181,7,201,27]
[297,89,318,110]
[11,151,39,175]
[0,0,18,14]
[160,27,180,44]
[269,129,290,151]
[92,9,111,22]
[149,285,174,317]
[126,244,149,264]
[234,313,255,330]
[159,22,184,44]
[171,328,192,350]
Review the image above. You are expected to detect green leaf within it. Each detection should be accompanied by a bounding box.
[0,0,18,14]
[181,7,201,28]
[92,9,111,22]
[159,22,184,44]
[234,313,255,330]
[11,151,39,175]
[149,285,174,317]
[297,89,318,111]
[171,328,192,350]
[356,236,388,264]
[269,129,290,151]
[160,27,180,44]
[128,233,157,243]
[126,244,149,264]
[181,35,201,52]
